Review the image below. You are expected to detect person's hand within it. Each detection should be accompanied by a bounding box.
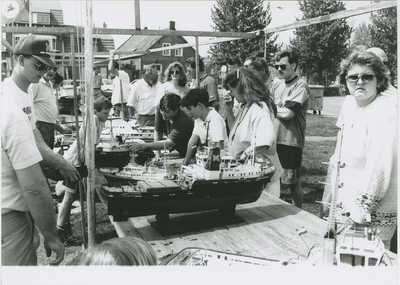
[44,237,65,266]
[239,147,254,161]
[223,90,234,110]
[62,128,72,135]
[59,160,81,183]
[130,142,144,152]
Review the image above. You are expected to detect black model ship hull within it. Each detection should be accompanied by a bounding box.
[95,149,130,168]
[99,176,270,222]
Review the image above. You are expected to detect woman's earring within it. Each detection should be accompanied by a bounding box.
[237,69,239,79]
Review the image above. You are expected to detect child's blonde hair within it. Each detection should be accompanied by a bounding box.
[79,237,158,265]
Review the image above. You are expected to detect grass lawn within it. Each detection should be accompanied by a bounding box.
[36,112,338,265]
[305,114,339,137]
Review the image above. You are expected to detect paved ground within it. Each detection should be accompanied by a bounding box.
[307,96,345,118]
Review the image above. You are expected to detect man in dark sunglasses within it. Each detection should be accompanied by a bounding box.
[270,49,310,209]
[186,57,220,112]
[366,47,397,107]
[2,35,73,265]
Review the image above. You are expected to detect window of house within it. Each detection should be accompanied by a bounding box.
[162,43,171,56]
[33,13,50,25]
[175,48,183,57]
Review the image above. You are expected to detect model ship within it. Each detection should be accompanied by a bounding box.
[95,119,131,168]
[99,142,276,222]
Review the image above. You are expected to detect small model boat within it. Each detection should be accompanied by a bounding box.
[99,143,276,221]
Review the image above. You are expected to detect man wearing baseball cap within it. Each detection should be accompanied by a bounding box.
[1,35,78,265]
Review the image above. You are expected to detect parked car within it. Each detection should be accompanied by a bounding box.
[101,78,114,98]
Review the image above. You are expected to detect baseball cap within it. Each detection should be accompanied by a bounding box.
[14,35,57,68]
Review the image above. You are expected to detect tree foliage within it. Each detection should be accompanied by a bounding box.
[369,6,397,84]
[209,0,279,66]
[290,0,351,86]
[349,22,372,51]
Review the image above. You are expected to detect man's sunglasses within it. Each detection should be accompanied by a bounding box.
[274,64,287,71]
[171,70,180,75]
[346,74,375,84]
[25,57,53,72]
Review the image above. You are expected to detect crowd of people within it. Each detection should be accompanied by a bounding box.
[1,34,397,266]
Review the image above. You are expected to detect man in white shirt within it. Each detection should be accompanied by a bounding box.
[109,51,130,121]
[181,88,228,165]
[30,67,71,149]
[127,66,160,127]
[2,35,65,265]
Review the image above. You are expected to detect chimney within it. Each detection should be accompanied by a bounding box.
[103,22,107,28]
[169,21,175,30]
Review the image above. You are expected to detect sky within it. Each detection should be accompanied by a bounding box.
[60,0,373,57]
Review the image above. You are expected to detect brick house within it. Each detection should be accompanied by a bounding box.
[115,21,196,81]
[1,1,115,81]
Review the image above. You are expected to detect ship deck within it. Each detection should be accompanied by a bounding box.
[99,191,397,265]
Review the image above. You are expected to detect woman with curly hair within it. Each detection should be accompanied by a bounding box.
[223,68,283,197]
[153,62,190,143]
[324,50,397,249]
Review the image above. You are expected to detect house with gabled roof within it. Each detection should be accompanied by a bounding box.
[2,1,115,81]
[115,21,196,81]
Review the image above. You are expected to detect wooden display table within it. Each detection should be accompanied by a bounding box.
[101,191,397,265]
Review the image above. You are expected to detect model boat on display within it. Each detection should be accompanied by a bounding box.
[99,143,276,222]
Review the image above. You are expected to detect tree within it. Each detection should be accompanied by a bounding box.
[349,22,372,51]
[290,1,351,86]
[209,0,279,66]
[369,6,397,85]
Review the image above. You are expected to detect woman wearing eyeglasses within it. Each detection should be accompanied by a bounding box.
[328,51,397,249]
[154,62,190,144]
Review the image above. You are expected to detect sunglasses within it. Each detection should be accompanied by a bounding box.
[25,57,52,72]
[346,74,375,84]
[171,70,180,75]
[274,64,287,71]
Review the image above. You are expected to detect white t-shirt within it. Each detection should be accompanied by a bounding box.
[2,77,36,129]
[111,70,130,105]
[29,78,58,124]
[154,81,190,107]
[193,108,228,148]
[127,78,160,115]
[1,98,42,214]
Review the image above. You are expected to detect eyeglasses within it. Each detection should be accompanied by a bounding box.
[274,64,287,71]
[171,70,180,75]
[346,74,375,84]
[383,61,391,69]
[25,57,52,72]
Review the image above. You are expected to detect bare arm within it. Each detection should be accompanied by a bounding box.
[183,134,199,165]
[55,122,72,135]
[134,138,176,152]
[108,51,119,77]
[276,107,296,120]
[34,128,80,183]
[16,163,65,265]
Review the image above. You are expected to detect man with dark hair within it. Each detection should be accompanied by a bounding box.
[181,88,228,165]
[186,57,220,111]
[271,49,310,208]
[131,93,194,157]
[227,57,242,73]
